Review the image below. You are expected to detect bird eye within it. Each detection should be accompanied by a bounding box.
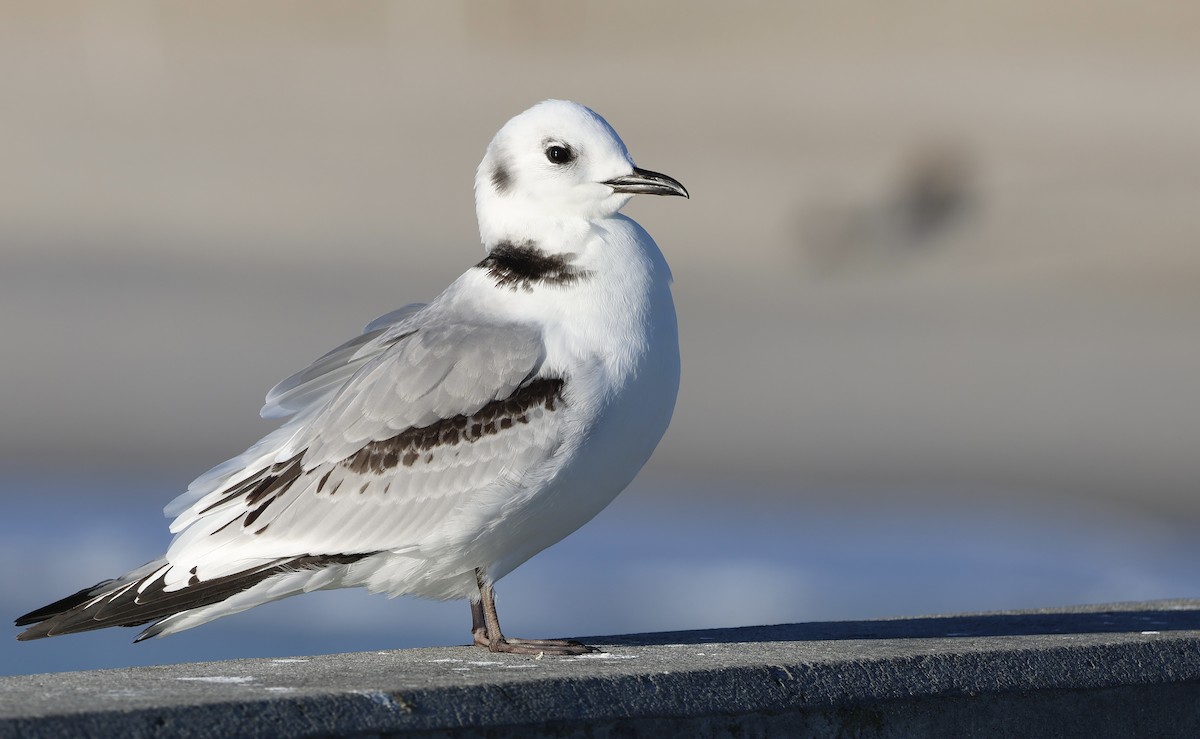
[545,145,575,165]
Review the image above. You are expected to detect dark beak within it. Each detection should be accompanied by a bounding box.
[604,167,689,198]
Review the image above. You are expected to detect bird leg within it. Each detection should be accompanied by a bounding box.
[471,568,595,655]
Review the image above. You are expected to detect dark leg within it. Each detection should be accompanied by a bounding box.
[470,598,489,648]
[470,568,596,655]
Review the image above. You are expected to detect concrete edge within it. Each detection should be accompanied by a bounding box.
[3,600,1199,738]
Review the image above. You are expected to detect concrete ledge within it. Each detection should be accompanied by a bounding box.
[3,600,1199,738]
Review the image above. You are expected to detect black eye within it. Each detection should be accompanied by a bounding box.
[545,145,575,164]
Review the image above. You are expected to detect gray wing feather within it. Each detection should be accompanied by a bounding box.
[260,303,426,420]
[362,303,427,333]
[162,317,557,585]
[301,324,541,461]
[167,303,427,518]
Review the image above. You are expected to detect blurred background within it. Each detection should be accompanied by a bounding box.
[2,1,1198,675]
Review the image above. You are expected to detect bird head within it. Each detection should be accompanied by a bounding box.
[475,100,687,250]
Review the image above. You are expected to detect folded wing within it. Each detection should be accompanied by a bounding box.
[165,315,564,589]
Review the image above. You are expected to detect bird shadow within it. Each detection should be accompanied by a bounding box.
[593,602,1200,647]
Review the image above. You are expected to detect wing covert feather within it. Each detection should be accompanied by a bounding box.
[168,304,427,519]
[163,318,562,586]
[260,303,426,420]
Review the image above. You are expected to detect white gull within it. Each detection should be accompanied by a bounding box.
[16,99,687,655]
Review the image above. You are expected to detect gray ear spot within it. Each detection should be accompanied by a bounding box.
[491,162,512,194]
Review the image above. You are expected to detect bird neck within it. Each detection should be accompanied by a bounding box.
[477,193,605,256]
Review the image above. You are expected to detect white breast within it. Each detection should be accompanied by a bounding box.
[346,215,679,599]
[470,215,680,581]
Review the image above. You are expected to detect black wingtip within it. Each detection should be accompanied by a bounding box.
[15,581,112,629]
[16,553,381,642]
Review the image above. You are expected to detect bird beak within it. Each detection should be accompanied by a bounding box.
[604,167,689,199]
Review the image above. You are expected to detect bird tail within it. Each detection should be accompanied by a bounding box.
[15,553,376,642]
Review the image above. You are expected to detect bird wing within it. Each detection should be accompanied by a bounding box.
[260,302,427,420]
[161,316,567,589]
[164,303,427,520]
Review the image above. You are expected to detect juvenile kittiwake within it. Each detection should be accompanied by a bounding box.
[14,99,687,655]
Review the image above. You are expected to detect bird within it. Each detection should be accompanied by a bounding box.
[14,99,687,656]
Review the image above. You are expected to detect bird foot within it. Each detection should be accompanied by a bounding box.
[473,630,597,656]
